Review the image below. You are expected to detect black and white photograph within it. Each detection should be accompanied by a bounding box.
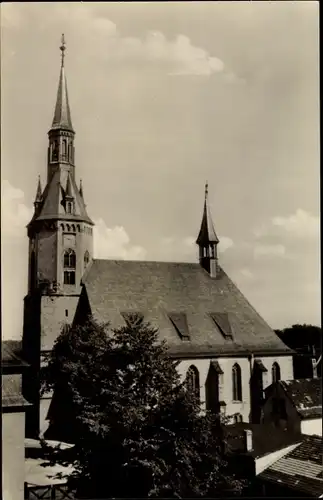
[1,2,321,499]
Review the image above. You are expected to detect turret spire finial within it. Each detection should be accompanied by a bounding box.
[60,33,66,67]
[205,181,208,200]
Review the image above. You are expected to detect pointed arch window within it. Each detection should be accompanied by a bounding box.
[232,363,242,401]
[272,362,281,383]
[63,249,76,285]
[84,251,90,268]
[186,365,200,402]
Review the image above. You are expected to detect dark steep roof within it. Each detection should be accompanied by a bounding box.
[278,378,322,419]
[81,259,292,357]
[258,435,323,497]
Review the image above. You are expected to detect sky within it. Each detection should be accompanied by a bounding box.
[1,1,320,340]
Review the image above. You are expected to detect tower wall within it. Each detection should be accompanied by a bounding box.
[37,230,58,284]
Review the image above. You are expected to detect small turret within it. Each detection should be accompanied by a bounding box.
[79,179,83,198]
[33,175,43,215]
[196,182,219,278]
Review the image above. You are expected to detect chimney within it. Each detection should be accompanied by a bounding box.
[244,429,253,452]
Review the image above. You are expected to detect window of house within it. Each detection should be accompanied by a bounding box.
[272,362,281,383]
[186,365,200,402]
[232,363,242,401]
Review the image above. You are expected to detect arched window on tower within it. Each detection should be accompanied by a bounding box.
[84,251,90,268]
[52,140,59,161]
[62,139,67,160]
[186,365,200,402]
[232,363,242,401]
[272,362,281,383]
[63,249,76,285]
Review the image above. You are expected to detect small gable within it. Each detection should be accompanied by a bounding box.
[168,313,190,341]
[121,312,144,327]
[210,312,233,340]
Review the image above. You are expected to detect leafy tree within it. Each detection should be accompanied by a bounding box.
[275,323,321,357]
[41,316,245,498]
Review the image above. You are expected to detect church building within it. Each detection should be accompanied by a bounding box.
[22,37,293,439]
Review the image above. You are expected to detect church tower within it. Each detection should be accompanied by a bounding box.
[23,35,94,438]
[196,183,219,278]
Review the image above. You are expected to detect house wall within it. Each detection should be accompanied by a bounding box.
[255,442,300,475]
[2,412,25,500]
[178,355,293,423]
[262,384,301,433]
[301,418,322,436]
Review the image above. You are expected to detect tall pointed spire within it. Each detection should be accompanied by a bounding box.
[51,34,74,132]
[196,182,219,246]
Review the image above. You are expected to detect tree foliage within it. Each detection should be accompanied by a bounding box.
[41,316,245,498]
[275,323,321,356]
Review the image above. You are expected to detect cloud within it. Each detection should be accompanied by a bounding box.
[239,268,255,280]
[93,218,147,260]
[3,3,231,78]
[218,236,234,253]
[272,209,319,238]
[254,209,319,240]
[1,180,33,238]
[254,243,286,259]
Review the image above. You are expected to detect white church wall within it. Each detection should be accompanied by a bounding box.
[178,357,251,422]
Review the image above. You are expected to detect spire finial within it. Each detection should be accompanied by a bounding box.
[205,181,208,200]
[60,33,66,67]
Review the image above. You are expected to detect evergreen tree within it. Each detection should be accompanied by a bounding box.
[41,315,245,498]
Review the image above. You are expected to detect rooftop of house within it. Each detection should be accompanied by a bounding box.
[2,341,30,409]
[258,434,323,497]
[76,259,292,359]
[267,378,322,419]
[2,341,28,368]
[225,422,304,459]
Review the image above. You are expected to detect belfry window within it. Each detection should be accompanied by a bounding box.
[186,365,200,402]
[62,139,67,160]
[272,362,281,383]
[63,249,76,285]
[232,363,242,401]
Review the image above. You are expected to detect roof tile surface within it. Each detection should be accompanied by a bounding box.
[82,259,292,357]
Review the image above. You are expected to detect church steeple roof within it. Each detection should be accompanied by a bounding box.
[50,34,74,133]
[196,183,219,245]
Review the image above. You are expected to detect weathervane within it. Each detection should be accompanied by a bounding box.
[60,33,66,66]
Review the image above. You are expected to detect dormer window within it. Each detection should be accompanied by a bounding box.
[210,313,233,340]
[66,202,72,214]
[168,312,190,341]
